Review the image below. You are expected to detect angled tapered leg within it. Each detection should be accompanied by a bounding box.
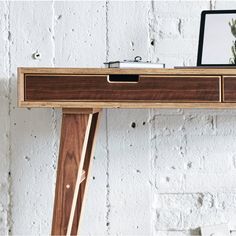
[51,108,101,235]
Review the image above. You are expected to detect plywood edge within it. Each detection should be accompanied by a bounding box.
[62,108,102,114]
[80,170,86,184]
[17,67,236,75]
[18,101,236,109]
[17,68,25,107]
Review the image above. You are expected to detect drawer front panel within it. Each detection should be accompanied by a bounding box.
[223,76,236,102]
[24,74,220,102]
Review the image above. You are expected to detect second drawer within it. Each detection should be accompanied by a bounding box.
[223,76,236,102]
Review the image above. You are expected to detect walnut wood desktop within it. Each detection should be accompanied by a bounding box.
[18,68,236,235]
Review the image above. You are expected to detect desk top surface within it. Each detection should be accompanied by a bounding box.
[18,67,236,75]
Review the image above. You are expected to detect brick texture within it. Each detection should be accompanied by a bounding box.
[1,1,236,235]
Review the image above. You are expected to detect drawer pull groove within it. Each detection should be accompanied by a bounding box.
[107,74,139,83]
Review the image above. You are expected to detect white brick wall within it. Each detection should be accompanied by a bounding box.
[1,1,236,235]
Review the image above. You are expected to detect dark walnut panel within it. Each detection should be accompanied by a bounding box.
[24,74,220,102]
[223,76,236,102]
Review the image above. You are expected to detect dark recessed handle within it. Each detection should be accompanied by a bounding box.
[107,74,139,83]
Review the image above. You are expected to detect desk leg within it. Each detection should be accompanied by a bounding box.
[51,109,101,235]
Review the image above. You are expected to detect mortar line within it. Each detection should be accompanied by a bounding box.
[51,0,57,152]
[51,0,58,198]
[105,110,111,235]
[6,1,13,234]
[105,1,111,235]
[148,108,155,236]
[154,191,233,195]
[210,0,216,10]
[155,229,200,233]
[147,1,156,235]
[51,0,56,66]
[105,0,109,62]
[153,229,236,235]
[148,0,155,62]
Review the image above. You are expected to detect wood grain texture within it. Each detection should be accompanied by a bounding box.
[66,113,92,235]
[51,113,90,235]
[223,76,236,102]
[24,75,220,102]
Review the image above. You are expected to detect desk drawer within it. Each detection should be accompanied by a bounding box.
[223,76,236,102]
[24,74,220,102]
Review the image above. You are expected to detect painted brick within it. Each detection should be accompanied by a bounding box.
[54,1,106,67]
[108,1,150,61]
[107,109,151,235]
[154,231,236,236]
[9,1,55,234]
[1,1,236,235]
[154,193,236,231]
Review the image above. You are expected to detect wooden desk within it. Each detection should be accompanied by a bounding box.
[18,68,236,235]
